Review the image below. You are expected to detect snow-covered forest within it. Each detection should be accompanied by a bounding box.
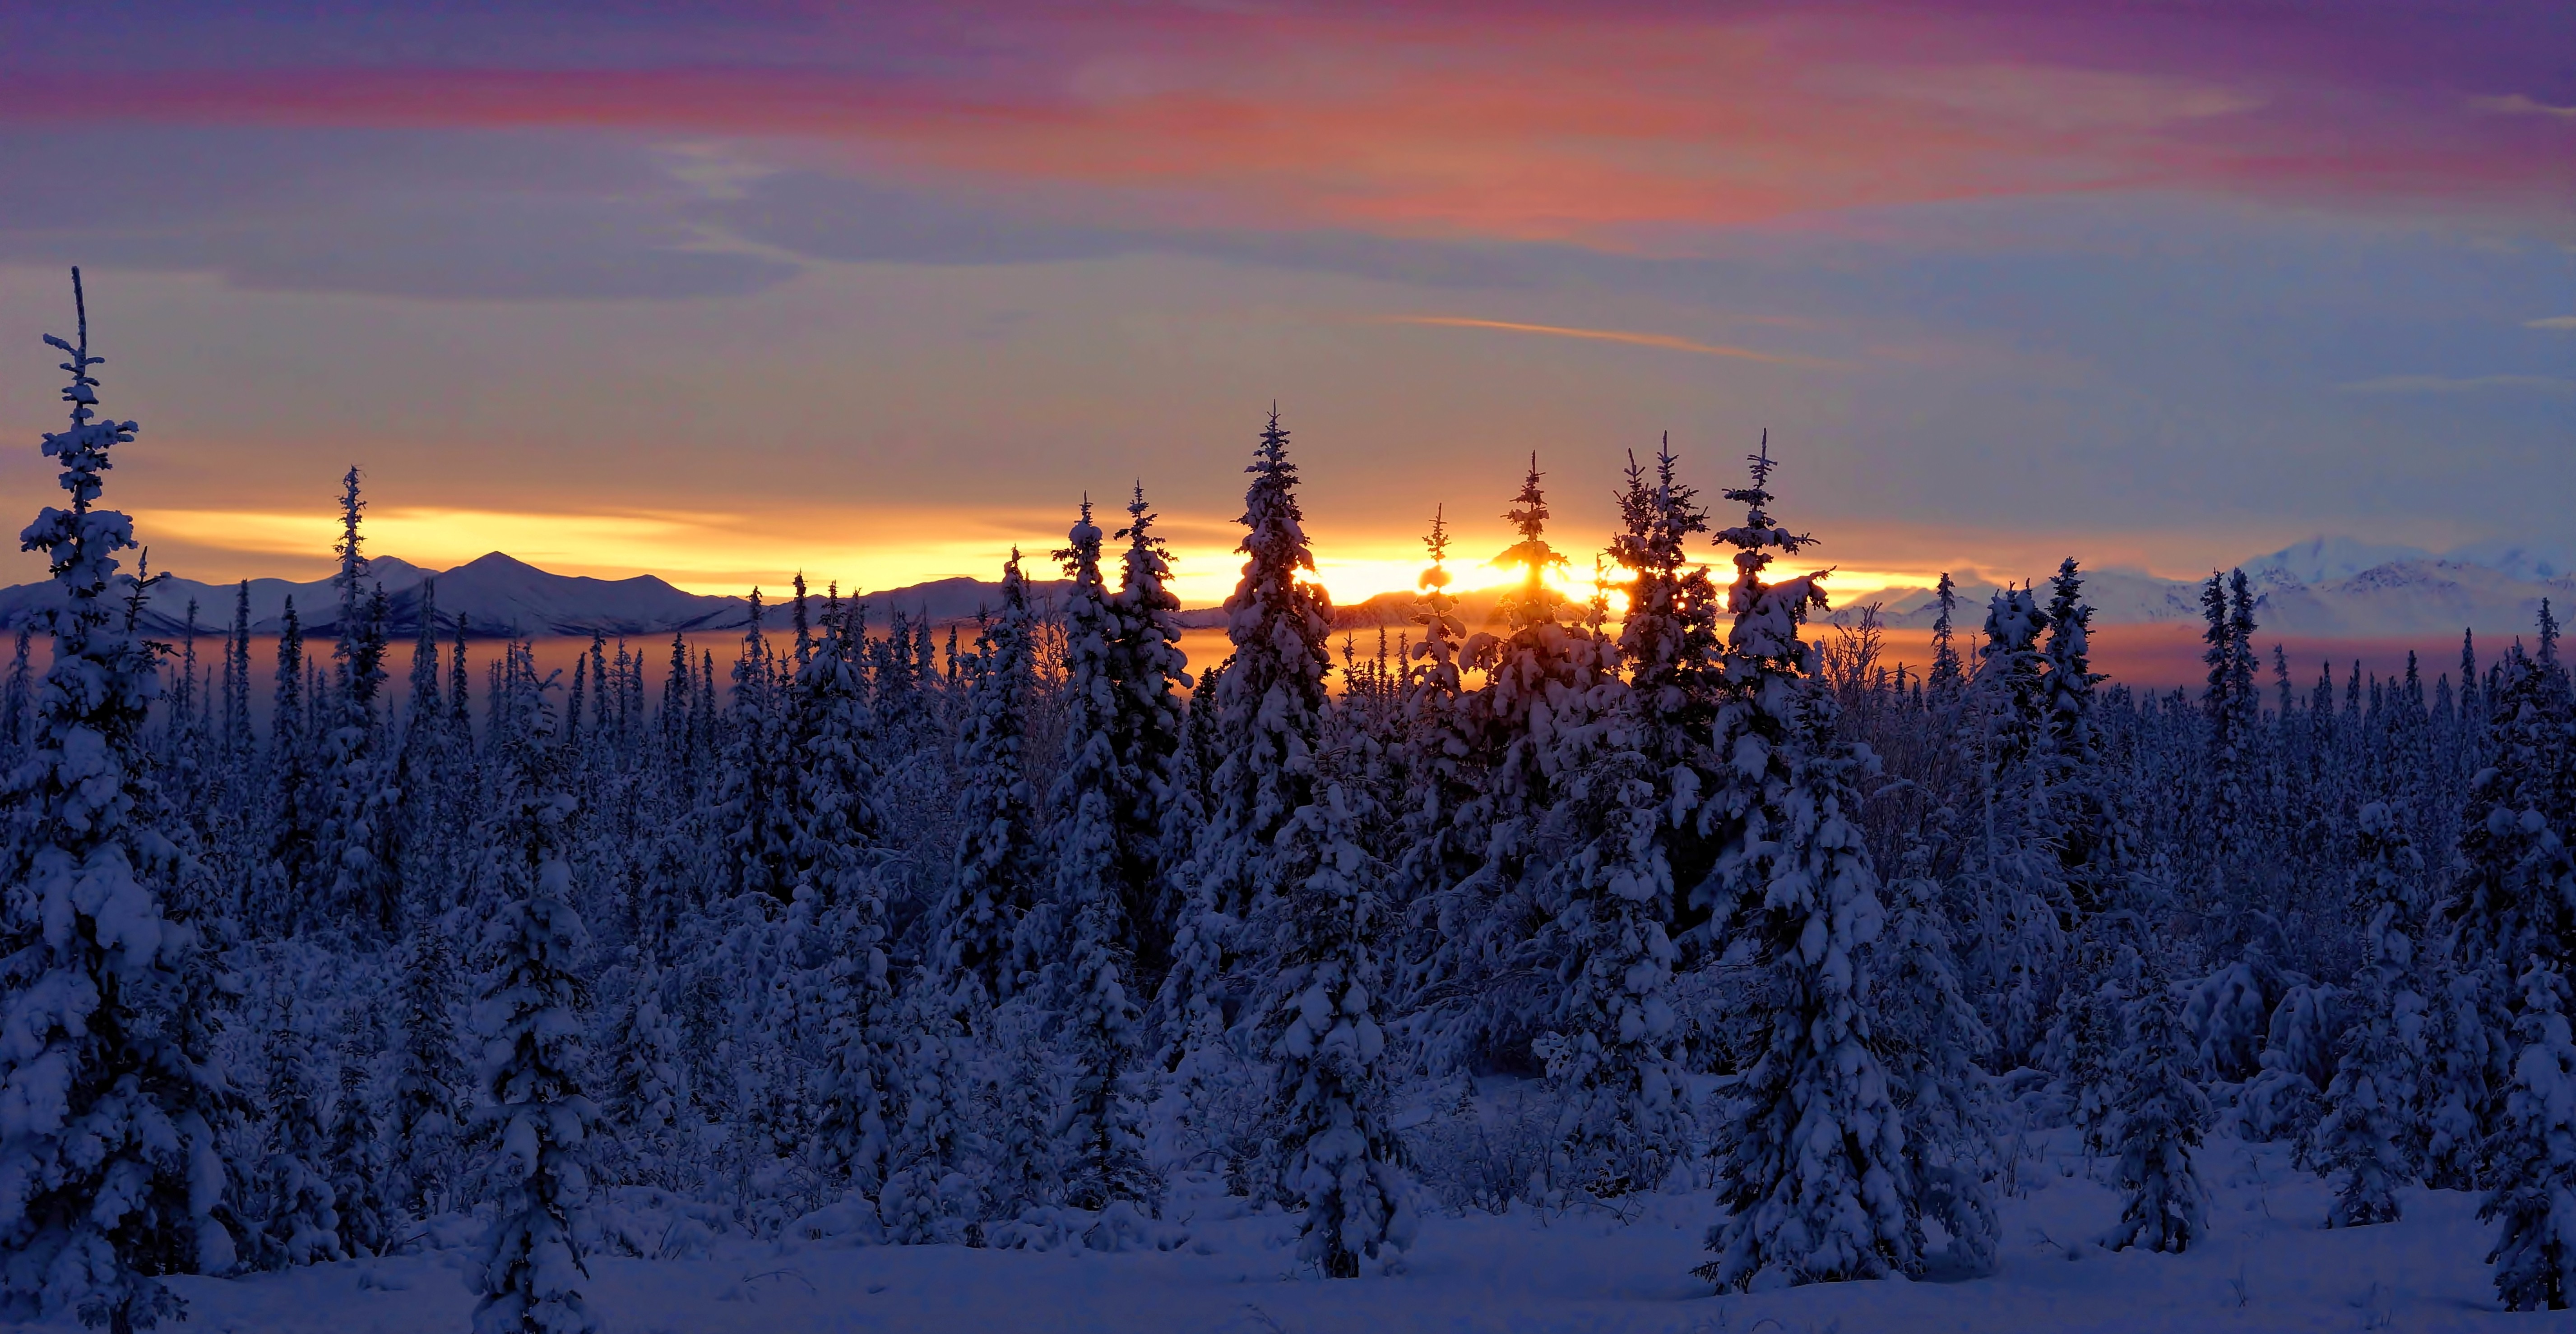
[9,275,2575,1333]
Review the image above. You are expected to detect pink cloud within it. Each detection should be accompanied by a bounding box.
[2,6,2560,244]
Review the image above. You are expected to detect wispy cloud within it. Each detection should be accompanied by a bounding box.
[2528,315,2576,330]
[2470,93,2576,120]
[1384,315,1835,366]
[4,6,2561,246]
[2337,374,2576,394]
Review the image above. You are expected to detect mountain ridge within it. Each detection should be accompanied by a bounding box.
[0,554,1073,638]
[3,532,2565,641]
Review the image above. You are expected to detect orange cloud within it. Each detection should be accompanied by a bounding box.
[1382,315,1837,366]
[8,9,2555,248]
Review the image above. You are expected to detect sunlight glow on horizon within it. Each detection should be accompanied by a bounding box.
[138,504,1952,613]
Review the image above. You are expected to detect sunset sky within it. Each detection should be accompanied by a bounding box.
[0,1,2567,605]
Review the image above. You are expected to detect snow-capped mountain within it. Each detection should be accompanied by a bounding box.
[0,555,1071,638]
[1821,534,2576,638]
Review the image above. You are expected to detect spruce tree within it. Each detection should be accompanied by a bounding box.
[1392,506,1477,923]
[2041,559,2121,913]
[2311,802,2423,1226]
[252,996,344,1269]
[318,466,398,936]
[0,272,236,1332]
[939,551,1045,1009]
[263,599,319,934]
[2104,948,2210,1254]
[2432,636,2576,1187]
[2485,957,2576,1311]
[1045,501,1153,1213]
[1697,439,1912,1291]
[1535,443,1711,1195]
[1107,485,1194,984]
[602,959,687,1189]
[1199,407,1333,921]
[1875,847,1998,1272]
[1927,572,1964,702]
[468,645,600,1334]
[327,1025,391,1258]
[1165,409,1334,1065]
[389,911,466,1219]
[1255,779,1415,1276]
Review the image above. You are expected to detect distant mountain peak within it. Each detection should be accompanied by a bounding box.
[2238,535,2431,589]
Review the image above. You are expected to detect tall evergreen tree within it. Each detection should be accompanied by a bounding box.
[250,995,343,1270]
[468,645,600,1334]
[1165,409,1334,1059]
[327,1026,390,1258]
[0,272,236,1332]
[2485,957,2576,1311]
[939,552,1045,1010]
[263,599,319,934]
[389,912,465,1219]
[1199,407,1334,920]
[1255,778,1415,1276]
[1697,439,1913,1291]
[2312,802,2423,1227]
[2042,559,2120,912]
[1391,507,1478,937]
[1927,572,1964,702]
[2104,945,2210,1253]
[320,466,398,936]
[1107,485,1194,984]
[1534,443,1711,1194]
[1044,501,1153,1212]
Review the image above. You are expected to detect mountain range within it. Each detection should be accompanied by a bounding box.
[1820,535,2576,639]
[1,534,2565,642]
[0,553,1072,639]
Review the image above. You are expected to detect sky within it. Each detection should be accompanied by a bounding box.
[0,1,2567,606]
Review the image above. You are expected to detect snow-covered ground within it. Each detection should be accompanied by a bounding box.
[37,1129,2518,1334]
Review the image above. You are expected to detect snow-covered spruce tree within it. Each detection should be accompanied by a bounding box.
[786,592,888,894]
[2051,911,2138,1159]
[2485,956,2576,1311]
[601,958,687,1189]
[1390,507,1478,930]
[1533,444,1713,1196]
[1926,572,1964,703]
[1195,406,1333,921]
[1108,485,1194,985]
[261,598,320,935]
[317,465,398,937]
[1696,439,1912,1291]
[2041,558,2122,914]
[1960,583,2068,1069]
[389,907,467,1218]
[2104,946,2210,1254]
[0,272,236,1332]
[790,606,896,1202]
[938,550,1046,1010]
[2311,802,2424,1227]
[251,995,344,1269]
[2197,568,2264,867]
[1434,454,1619,1067]
[1030,499,1120,983]
[468,643,601,1334]
[715,592,797,904]
[1874,842,1999,1274]
[1044,501,1154,1214]
[2430,636,2576,1188]
[877,979,981,1245]
[1164,408,1333,1059]
[1253,777,1416,1276]
[392,582,457,922]
[327,1024,390,1258]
